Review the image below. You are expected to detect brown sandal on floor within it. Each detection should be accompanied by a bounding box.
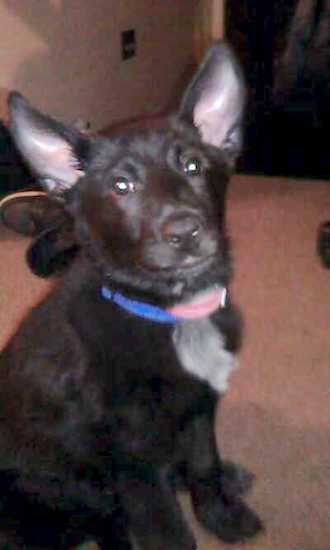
[0,190,64,236]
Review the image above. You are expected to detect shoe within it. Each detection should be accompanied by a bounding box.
[1,189,78,277]
[26,219,78,278]
[318,221,330,268]
[0,190,64,236]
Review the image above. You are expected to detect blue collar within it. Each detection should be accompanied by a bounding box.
[101,286,179,324]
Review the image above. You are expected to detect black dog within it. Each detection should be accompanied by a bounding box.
[0,42,262,549]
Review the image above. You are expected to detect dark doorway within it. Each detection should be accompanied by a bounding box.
[226,0,330,179]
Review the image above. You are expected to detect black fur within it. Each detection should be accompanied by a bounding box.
[0,42,262,548]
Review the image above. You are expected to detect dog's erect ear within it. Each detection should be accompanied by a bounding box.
[178,42,246,159]
[9,93,88,195]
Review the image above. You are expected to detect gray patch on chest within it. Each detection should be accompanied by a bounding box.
[172,317,238,393]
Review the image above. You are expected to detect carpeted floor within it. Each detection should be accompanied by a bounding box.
[0,174,329,549]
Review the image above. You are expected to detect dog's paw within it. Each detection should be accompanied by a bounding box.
[133,531,197,550]
[214,498,263,544]
[221,461,256,497]
[193,492,263,544]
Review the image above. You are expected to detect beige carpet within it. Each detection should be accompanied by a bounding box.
[0,174,329,549]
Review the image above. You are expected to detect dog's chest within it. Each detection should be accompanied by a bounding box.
[172,317,238,393]
[72,292,237,394]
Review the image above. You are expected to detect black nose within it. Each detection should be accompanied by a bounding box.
[161,214,203,249]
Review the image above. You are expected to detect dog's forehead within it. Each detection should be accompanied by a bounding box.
[118,129,169,160]
[91,130,166,168]
[89,125,201,174]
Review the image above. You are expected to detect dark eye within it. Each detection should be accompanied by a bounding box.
[112,177,136,196]
[182,157,202,176]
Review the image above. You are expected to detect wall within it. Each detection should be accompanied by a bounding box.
[195,0,225,61]
[211,0,225,40]
[0,0,195,129]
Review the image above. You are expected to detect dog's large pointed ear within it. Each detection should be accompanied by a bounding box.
[9,93,89,196]
[178,42,246,160]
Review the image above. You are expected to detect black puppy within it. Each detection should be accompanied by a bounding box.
[0,42,262,549]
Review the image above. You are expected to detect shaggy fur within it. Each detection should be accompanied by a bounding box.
[0,42,262,549]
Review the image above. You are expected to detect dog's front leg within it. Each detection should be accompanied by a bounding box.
[186,413,263,544]
[118,465,196,550]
